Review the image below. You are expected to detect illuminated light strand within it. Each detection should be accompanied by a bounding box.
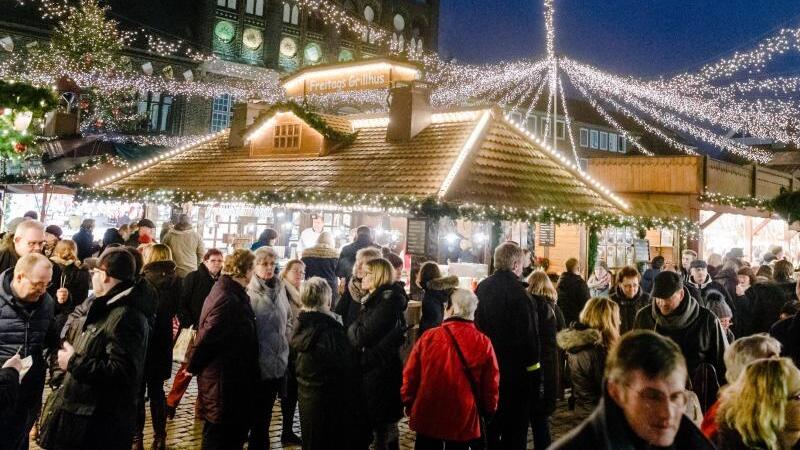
[557,77,581,164]
[565,72,653,156]
[526,77,548,118]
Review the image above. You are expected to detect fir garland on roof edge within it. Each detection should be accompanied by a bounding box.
[75,186,701,235]
[254,101,357,145]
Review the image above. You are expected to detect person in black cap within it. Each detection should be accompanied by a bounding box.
[43,224,62,258]
[634,270,727,384]
[126,218,156,247]
[686,259,735,313]
[47,247,152,450]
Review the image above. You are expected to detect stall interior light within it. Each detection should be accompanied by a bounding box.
[351,117,391,129]
[445,232,459,244]
[501,114,630,212]
[473,232,487,243]
[282,61,421,92]
[93,131,225,188]
[437,110,492,198]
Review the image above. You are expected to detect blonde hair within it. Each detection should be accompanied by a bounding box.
[223,249,255,278]
[279,259,306,282]
[527,270,557,302]
[718,357,800,450]
[579,297,621,348]
[364,258,394,291]
[724,334,781,384]
[14,253,52,277]
[354,247,382,277]
[253,246,278,265]
[142,243,173,266]
[316,231,335,248]
[53,239,78,262]
[301,276,332,311]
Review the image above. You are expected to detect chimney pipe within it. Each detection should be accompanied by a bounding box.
[386,81,432,142]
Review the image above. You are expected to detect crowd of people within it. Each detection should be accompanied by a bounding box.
[2,210,800,450]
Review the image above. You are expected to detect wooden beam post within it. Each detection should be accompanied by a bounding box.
[700,212,723,230]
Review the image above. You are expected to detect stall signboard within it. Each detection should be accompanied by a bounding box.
[282,58,421,97]
[407,218,427,255]
[634,239,650,263]
[538,222,556,247]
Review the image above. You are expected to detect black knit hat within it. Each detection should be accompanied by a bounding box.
[45,225,63,238]
[651,271,683,299]
[98,247,136,282]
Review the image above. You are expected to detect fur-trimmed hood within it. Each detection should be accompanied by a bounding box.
[556,324,603,353]
[426,275,459,291]
[301,245,339,259]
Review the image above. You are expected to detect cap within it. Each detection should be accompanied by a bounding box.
[137,218,156,229]
[689,259,708,270]
[45,225,63,239]
[651,271,683,299]
[98,247,136,282]
[705,292,732,319]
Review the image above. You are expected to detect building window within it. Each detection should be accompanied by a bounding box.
[283,2,299,24]
[274,124,301,150]
[211,94,233,132]
[556,120,565,140]
[510,112,522,124]
[217,0,236,9]
[599,131,608,150]
[620,138,627,153]
[579,128,589,147]
[608,133,618,152]
[137,91,173,132]
[540,119,548,136]
[590,129,599,149]
[246,0,264,15]
[579,158,589,172]
[527,116,537,134]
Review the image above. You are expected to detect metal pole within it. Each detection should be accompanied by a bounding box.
[552,57,558,152]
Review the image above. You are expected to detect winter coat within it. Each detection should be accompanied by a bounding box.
[418,275,459,335]
[335,237,377,280]
[162,226,205,278]
[609,285,651,334]
[248,275,292,380]
[0,241,19,275]
[291,310,366,450]
[402,318,499,442]
[531,294,564,416]
[188,275,259,425]
[141,260,181,381]
[301,245,340,306]
[0,367,19,417]
[51,279,151,450]
[72,228,99,261]
[744,282,790,335]
[557,271,591,327]
[0,268,56,423]
[687,273,736,312]
[641,267,661,295]
[178,263,218,329]
[550,390,715,450]
[335,277,367,329]
[47,257,91,338]
[475,270,540,378]
[556,323,606,415]
[634,287,728,384]
[774,279,797,303]
[347,282,407,425]
[714,267,740,303]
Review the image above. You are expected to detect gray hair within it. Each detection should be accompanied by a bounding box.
[493,242,524,271]
[449,288,478,320]
[316,231,335,248]
[15,219,45,237]
[354,247,382,277]
[301,276,332,311]
[724,333,782,384]
[253,246,278,264]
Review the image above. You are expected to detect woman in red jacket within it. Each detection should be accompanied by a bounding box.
[402,288,500,449]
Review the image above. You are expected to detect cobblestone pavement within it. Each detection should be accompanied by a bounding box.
[33,364,584,449]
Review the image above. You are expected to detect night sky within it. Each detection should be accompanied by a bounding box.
[438,0,800,78]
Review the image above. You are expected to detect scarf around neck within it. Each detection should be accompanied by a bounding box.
[651,288,700,331]
[348,277,367,303]
[284,280,302,307]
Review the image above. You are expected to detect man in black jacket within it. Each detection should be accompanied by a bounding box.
[634,271,727,385]
[0,253,55,450]
[609,266,651,334]
[551,330,714,450]
[335,226,376,281]
[49,248,150,450]
[166,248,223,417]
[475,242,540,450]
[686,260,735,313]
[556,258,590,327]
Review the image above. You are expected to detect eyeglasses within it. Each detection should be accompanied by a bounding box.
[23,275,49,290]
[25,240,45,249]
[624,384,689,408]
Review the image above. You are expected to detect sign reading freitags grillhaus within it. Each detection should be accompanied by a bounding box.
[282,57,422,97]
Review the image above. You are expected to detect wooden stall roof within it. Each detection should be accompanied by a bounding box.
[103,107,622,214]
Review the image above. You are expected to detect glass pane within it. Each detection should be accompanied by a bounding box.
[227,0,236,9]
[246,0,254,13]
[256,0,264,15]
[283,3,291,22]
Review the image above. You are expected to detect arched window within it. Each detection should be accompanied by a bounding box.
[291,5,300,25]
[246,0,264,16]
[283,2,291,22]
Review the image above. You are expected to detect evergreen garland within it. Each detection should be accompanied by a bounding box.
[253,101,358,145]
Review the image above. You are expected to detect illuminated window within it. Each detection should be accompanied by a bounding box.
[283,2,299,24]
[246,0,264,15]
[579,128,589,147]
[211,94,233,132]
[274,124,301,150]
[527,116,537,133]
[608,133,618,151]
[556,120,565,139]
[590,129,598,149]
[599,131,608,150]
[217,0,236,9]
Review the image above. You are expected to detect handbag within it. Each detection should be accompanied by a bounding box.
[442,325,488,450]
[172,326,196,364]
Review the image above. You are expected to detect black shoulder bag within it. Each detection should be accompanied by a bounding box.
[442,325,488,450]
